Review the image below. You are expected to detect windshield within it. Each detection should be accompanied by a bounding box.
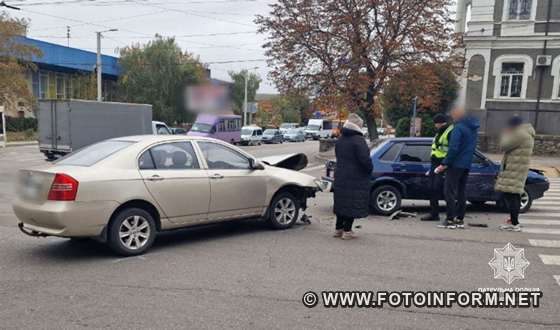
[280,123,294,129]
[241,128,254,135]
[307,125,320,131]
[264,129,277,135]
[190,123,213,133]
[286,129,300,134]
[57,140,134,166]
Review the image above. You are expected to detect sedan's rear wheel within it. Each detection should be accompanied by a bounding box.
[108,208,156,256]
[267,192,300,229]
[519,189,532,213]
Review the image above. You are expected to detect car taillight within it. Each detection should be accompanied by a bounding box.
[48,173,79,201]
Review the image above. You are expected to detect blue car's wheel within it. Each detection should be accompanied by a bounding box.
[520,189,532,213]
[370,185,402,215]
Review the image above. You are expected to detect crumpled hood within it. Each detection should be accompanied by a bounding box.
[260,153,308,171]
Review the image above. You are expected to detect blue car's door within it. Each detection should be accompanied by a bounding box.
[466,152,498,201]
[394,143,432,199]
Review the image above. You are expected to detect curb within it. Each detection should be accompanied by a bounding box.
[3,141,38,147]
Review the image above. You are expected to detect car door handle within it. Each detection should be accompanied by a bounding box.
[210,173,224,180]
[147,175,164,182]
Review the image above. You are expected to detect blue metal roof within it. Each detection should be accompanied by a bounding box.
[15,36,120,77]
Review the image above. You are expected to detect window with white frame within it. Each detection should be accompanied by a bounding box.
[39,72,49,99]
[499,63,524,98]
[56,74,66,99]
[552,56,560,99]
[508,0,533,20]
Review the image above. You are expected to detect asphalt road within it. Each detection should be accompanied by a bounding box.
[1,142,559,329]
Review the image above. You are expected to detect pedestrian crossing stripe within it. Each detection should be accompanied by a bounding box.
[539,255,560,265]
[529,239,560,248]
[522,227,560,235]
[554,275,560,287]
[522,213,560,220]
[520,219,560,226]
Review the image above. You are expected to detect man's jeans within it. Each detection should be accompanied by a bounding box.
[444,167,470,223]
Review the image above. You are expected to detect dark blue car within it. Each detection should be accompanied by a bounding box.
[322,137,550,215]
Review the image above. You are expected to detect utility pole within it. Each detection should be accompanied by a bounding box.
[96,29,118,102]
[66,26,70,47]
[0,106,6,148]
[410,96,418,137]
[243,70,248,126]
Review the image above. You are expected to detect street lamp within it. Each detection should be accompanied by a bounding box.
[96,29,118,102]
[243,66,259,126]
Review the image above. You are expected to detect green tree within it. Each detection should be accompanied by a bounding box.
[272,92,309,124]
[0,13,41,113]
[383,62,459,136]
[228,70,261,115]
[117,36,206,124]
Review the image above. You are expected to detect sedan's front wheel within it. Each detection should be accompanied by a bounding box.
[267,192,300,229]
[370,185,402,215]
[108,208,157,256]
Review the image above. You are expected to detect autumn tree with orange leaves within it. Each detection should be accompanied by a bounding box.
[256,0,459,140]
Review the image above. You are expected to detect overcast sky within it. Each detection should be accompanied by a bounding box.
[7,0,276,93]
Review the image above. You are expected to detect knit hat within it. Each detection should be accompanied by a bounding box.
[433,113,448,124]
[507,115,523,128]
[343,113,364,132]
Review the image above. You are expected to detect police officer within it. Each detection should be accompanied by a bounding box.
[421,114,453,221]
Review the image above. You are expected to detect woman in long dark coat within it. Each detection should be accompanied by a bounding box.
[333,113,373,240]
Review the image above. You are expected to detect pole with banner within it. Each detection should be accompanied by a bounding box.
[0,106,6,148]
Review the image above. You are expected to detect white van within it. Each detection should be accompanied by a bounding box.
[152,121,172,135]
[304,119,333,140]
[240,126,263,145]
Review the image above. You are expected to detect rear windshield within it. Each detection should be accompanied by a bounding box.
[57,140,134,166]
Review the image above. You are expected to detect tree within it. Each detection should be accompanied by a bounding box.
[117,36,206,124]
[228,70,261,115]
[383,61,459,135]
[256,0,458,140]
[0,13,41,113]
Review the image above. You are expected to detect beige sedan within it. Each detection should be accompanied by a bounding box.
[13,135,320,256]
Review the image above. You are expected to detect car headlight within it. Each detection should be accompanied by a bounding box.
[314,179,328,191]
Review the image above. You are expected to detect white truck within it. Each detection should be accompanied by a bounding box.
[38,100,170,160]
[304,119,333,140]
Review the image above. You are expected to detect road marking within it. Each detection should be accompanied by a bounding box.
[302,164,325,172]
[554,275,560,287]
[521,219,560,226]
[529,239,560,248]
[522,213,560,220]
[522,227,560,235]
[539,255,560,265]
[530,206,560,211]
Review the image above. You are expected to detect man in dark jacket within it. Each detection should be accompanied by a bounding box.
[421,114,453,221]
[435,106,480,229]
[333,113,373,240]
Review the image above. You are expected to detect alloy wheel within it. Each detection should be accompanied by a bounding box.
[377,191,397,212]
[274,197,296,225]
[520,190,530,210]
[119,215,151,250]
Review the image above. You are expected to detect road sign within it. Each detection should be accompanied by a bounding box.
[247,102,258,114]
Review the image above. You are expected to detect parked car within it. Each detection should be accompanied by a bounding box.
[321,137,550,215]
[283,128,306,142]
[279,123,299,135]
[170,127,187,135]
[240,126,263,146]
[13,135,320,256]
[262,129,284,144]
[304,119,333,140]
[187,114,241,145]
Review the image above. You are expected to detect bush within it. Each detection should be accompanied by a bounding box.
[5,117,38,132]
[395,117,410,137]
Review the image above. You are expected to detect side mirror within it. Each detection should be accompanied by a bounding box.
[249,158,265,170]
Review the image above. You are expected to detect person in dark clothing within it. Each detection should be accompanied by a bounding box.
[435,105,480,229]
[333,113,373,240]
[421,114,453,221]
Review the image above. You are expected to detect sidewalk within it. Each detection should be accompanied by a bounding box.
[1,140,38,148]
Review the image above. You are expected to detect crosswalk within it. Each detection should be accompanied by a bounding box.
[526,178,560,287]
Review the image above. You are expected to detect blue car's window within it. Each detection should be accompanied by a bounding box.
[398,144,431,163]
[380,143,402,162]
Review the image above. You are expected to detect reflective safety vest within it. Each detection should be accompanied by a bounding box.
[431,124,454,159]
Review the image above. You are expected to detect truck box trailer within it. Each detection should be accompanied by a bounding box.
[38,99,155,159]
